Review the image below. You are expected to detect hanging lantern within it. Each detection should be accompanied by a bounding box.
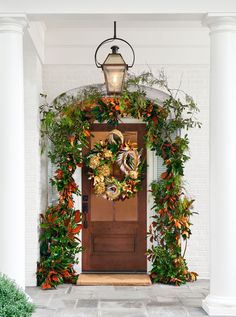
[102,45,127,94]
[94,21,135,95]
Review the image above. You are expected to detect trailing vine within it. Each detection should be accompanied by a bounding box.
[37,72,201,288]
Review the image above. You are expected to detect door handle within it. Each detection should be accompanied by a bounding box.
[82,195,88,202]
[82,202,88,228]
[82,203,88,213]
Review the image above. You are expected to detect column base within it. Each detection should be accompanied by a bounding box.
[202,295,236,316]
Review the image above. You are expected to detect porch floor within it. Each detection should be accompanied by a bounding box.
[27,279,212,317]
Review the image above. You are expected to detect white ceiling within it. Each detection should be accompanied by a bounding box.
[31,14,204,29]
[27,13,210,64]
[2,0,236,15]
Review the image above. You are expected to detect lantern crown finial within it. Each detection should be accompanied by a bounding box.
[111,45,119,54]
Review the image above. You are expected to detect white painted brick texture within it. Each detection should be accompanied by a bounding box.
[24,36,43,286]
[42,64,209,279]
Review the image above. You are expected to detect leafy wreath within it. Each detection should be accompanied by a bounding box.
[38,72,201,289]
[85,129,144,201]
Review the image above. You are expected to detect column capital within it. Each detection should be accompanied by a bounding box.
[203,13,236,33]
[0,14,28,33]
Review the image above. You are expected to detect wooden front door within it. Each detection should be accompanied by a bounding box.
[82,124,147,272]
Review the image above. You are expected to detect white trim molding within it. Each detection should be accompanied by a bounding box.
[28,21,46,63]
[0,14,28,33]
[202,296,236,316]
[203,13,236,33]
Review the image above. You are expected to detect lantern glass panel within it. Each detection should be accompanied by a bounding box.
[102,51,127,95]
[103,64,126,94]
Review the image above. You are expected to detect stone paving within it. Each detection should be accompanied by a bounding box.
[26,279,216,317]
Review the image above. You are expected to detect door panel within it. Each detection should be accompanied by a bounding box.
[82,124,147,272]
[92,234,135,253]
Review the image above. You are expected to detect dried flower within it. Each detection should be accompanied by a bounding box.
[94,182,106,194]
[103,149,113,158]
[99,140,107,147]
[93,175,105,185]
[89,156,100,169]
[123,183,133,192]
[129,171,138,179]
[97,164,111,177]
[106,183,120,200]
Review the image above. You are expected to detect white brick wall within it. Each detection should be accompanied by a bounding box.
[23,26,209,285]
[42,63,210,279]
[24,33,43,286]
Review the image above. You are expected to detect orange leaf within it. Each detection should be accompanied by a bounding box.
[83,130,91,137]
[68,233,74,239]
[49,270,57,276]
[71,224,82,234]
[152,117,158,125]
[67,199,74,208]
[64,219,70,226]
[69,135,75,146]
[62,270,71,278]
[52,275,59,282]
[41,280,52,289]
[56,169,63,179]
[161,171,168,179]
[47,215,57,223]
[74,210,81,223]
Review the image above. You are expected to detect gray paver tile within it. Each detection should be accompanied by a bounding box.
[56,308,98,317]
[48,298,77,309]
[32,308,56,317]
[147,306,188,317]
[99,300,147,316]
[76,299,99,308]
[180,297,203,307]
[177,291,205,298]
[55,292,96,300]
[99,299,144,309]
[97,290,150,300]
[99,311,147,317]
[156,296,181,304]
[32,293,54,307]
[186,307,208,316]
[29,279,209,317]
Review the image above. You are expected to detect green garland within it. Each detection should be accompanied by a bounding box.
[38,72,201,288]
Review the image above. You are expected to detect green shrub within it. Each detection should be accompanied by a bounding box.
[0,274,35,317]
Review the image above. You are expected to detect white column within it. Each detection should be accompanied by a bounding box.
[202,14,236,316]
[0,15,27,289]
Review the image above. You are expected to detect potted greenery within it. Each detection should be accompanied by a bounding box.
[0,274,35,317]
